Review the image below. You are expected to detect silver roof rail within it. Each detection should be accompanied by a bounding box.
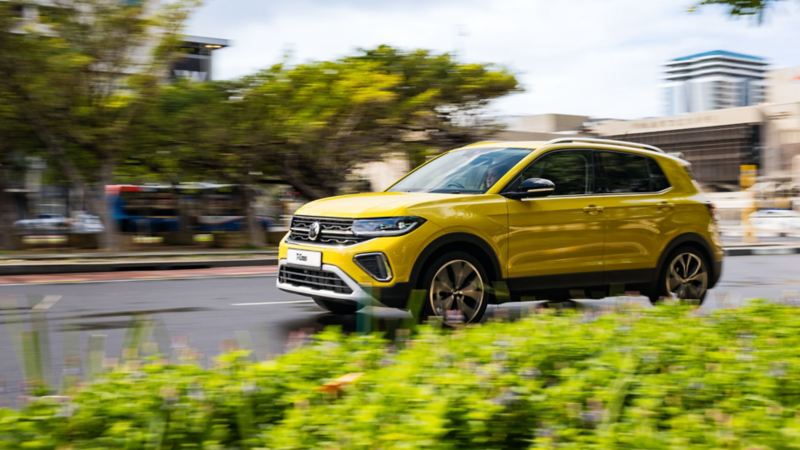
[544,137,665,154]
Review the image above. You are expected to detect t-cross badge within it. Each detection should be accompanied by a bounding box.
[277,138,723,325]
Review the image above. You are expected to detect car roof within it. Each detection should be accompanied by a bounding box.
[458,139,686,165]
[461,140,546,150]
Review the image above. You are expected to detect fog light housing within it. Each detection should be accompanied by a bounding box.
[354,252,393,282]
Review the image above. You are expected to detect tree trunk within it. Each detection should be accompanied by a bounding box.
[0,176,19,250]
[165,183,195,246]
[95,157,119,251]
[243,184,265,248]
[281,159,334,200]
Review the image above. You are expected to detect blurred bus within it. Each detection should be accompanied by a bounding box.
[106,184,271,234]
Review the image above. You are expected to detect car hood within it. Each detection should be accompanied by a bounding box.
[295,191,466,218]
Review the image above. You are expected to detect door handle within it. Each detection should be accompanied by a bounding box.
[583,205,604,215]
[658,201,674,210]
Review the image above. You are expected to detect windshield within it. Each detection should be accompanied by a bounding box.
[388,147,531,194]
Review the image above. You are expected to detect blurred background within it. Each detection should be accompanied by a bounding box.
[1,0,799,252]
[2,0,800,414]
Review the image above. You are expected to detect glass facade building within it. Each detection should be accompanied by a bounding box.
[661,50,767,116]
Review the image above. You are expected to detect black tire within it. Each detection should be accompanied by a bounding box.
[312,297,362,314]
[648,245,710,305]
[419,251,492,325]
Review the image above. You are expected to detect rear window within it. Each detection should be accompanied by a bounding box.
[596,152,671,193]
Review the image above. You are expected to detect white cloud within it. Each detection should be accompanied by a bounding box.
[187,0,800,119]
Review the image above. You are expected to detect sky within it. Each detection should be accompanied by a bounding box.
[185,0,800,120]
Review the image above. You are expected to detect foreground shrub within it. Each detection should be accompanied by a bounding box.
[3,301,800,449]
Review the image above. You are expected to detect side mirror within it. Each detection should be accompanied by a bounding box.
[503,178,555,200]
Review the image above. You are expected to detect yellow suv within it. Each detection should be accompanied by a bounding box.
[278,138,723,324]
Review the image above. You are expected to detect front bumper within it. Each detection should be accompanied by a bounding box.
[276,260,375,303]
[276,259,414,309]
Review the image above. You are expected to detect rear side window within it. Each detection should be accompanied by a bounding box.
[596,151,671,193]
[647,159,671,191]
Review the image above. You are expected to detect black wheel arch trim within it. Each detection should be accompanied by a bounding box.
[409,232,503,289]
[657,233,721,287]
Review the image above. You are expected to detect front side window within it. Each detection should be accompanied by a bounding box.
[596,151,671,193]
[511,150,593,196]
[388,147,530,194]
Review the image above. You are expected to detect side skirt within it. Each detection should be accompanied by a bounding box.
[369,269,658,309]
[506,268,656,296]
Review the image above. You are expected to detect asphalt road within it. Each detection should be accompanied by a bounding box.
[1,254,800,406]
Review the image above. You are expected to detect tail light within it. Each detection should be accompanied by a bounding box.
[705,202,718,223]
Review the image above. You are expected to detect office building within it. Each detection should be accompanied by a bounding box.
[767,66,800,104]
[171,36,230,81]
[662,50,768,116]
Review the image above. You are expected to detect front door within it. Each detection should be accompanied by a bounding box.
[505,149,605,285]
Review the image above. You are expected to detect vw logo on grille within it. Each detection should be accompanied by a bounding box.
[308,221,321,241]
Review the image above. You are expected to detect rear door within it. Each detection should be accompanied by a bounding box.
[593,150,674,278]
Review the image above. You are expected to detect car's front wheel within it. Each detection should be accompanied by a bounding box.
[421,252,490,325]
[649,246,710,304]
[312,297,362,314]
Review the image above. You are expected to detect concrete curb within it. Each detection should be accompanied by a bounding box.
[0,249,277,262]
[724,246,800,257]
[0,257,279,276]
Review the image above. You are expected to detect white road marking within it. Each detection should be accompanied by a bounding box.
[32,295,62,311]
[231,300,314,306]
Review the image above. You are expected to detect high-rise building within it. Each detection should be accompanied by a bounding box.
[662,50,768,116]
[170,36,230,82]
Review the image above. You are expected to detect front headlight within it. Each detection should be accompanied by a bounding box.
[352,216,426,237]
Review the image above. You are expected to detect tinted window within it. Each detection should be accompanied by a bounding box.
[515,150,592,196]
[389,147,530,194]
[597,152,671,193]
[647,158,671,191]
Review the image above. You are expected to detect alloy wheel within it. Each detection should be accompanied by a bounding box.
[429,259,485,324]
[665,252,708,300]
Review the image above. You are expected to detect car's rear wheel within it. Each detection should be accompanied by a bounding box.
[312,297,362,314]
[650,246,710,304]
[421,252,490,326]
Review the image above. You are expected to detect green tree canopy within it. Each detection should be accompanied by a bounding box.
[127,46,519,245]
[0,0,199,249]
[691,0,784,20]
[132,46,520,200]
[172,46,520,200]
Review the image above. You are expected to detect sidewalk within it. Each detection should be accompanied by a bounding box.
[0,249,279,276]
[722,235,800,256]
[723,244,800,256]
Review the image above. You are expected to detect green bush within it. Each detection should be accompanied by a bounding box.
[3,302,800,449]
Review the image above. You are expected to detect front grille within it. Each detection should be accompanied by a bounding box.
[278,265,353,294]
[288,216,372,246]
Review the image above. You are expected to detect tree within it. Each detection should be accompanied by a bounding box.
[129,47,519,246]
[0,0,199,250]
[0,148,21,250]
[126,78,271,245]
[0,114,40,250]
[238,46,520,200]
[691,0,784,20]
